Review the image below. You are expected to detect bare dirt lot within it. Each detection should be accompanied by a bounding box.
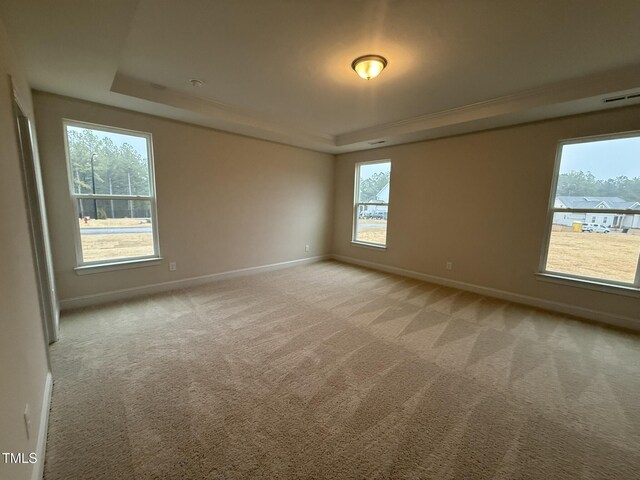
[355,219,387,245]
[546,231,640,283]
[81,234,154,262]
[79,218,153,261]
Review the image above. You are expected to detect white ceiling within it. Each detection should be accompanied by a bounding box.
[2,0,640,153]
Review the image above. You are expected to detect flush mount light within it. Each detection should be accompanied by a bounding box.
[189,78,204,87]
[351,54,387,80]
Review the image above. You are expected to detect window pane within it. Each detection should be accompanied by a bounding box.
[546,230,640,284]
[65,125,151,196]
[355,214,388,245]
[78,199,154,262]
[556,136,640,212]
[358,162,391,203]
[547,134,640,283]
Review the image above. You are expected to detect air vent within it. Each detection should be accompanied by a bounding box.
[368,140,386,145]
[149,82,167,90]
[603,93,640,103]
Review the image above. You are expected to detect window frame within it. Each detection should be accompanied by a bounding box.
[352,159,391,249]
[62,119,161,269]
[539,130,640,292]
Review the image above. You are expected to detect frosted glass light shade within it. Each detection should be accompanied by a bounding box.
[351,55,387,80]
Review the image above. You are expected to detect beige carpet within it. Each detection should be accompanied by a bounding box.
[45,260,640,479]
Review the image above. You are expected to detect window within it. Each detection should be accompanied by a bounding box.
[63,120,160,266]
[353,160,391,247]
[542,132,640,288]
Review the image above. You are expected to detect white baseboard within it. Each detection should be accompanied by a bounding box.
[59,252,637,330]
[32,371,52,480]
[59,255,331,310]
[332,254,639,331]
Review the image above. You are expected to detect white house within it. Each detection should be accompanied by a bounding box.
[376,182,389,203]
[358,182,390,219]
[553,196,640,229]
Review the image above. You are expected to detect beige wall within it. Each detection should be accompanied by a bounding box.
[0,18,51,480]
[334,106,640,324]
[33,92,335,302]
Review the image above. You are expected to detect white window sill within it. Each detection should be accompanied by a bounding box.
[351,241,387,250]
[536,272,640,298]
[75,257,163,275]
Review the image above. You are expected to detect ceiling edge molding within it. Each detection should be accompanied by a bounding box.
[335,65,640,147]
[109,65,640,154]
[110,72,336,151]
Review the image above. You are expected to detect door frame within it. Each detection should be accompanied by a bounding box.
[12,78,59,344]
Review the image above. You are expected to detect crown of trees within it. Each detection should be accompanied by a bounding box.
[68,128,150,196]
[557,171,640,202]
[360,171,390,202]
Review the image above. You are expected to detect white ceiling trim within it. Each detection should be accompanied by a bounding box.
[111,72,336,151]
[111,66,640,154]
[336,65,640,147]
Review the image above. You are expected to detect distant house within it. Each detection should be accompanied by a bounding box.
[375,182,389,203]
[358,182,390,219]
[553,196,640,229]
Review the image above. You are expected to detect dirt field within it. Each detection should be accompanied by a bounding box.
[79,218,154,261]
[546,231,640,283]
[355,219,387,245]
[81,233,153,262]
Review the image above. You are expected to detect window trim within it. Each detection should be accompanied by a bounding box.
[539,130,640,291]
[352,159,391,248]
[62,119,161,269]
[74,257,163,275]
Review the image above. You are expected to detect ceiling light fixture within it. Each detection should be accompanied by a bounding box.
[189,78,204,87]
[351,54,387,80]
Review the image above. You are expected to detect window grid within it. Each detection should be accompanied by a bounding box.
[352,160,391,248]
[541,132,640,289]
[63,120,161,266]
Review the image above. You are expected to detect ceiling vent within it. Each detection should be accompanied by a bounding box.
[368,140,386,145]
[603,93,640,103]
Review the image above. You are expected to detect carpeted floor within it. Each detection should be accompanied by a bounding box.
[45,260,640,479]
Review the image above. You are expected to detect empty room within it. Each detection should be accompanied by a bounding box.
[2,1,640,479]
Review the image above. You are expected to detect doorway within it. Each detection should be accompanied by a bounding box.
[13,88,59,343]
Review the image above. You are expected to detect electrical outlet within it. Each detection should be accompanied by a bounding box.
[24,404,31,440]
[169,262,177,271]
[446,261,453,271]
[305,245,310,252]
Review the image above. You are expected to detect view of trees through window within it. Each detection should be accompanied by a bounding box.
[64,123,157,263]
[358,170,390,202]
[353,161,391,246]
[556,171,640,201]
[545,135,640,285]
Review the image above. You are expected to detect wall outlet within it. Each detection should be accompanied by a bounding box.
[446,261,453,271]
[305,245,310,252]
[24,404,31,440]
[169,262,177,271]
